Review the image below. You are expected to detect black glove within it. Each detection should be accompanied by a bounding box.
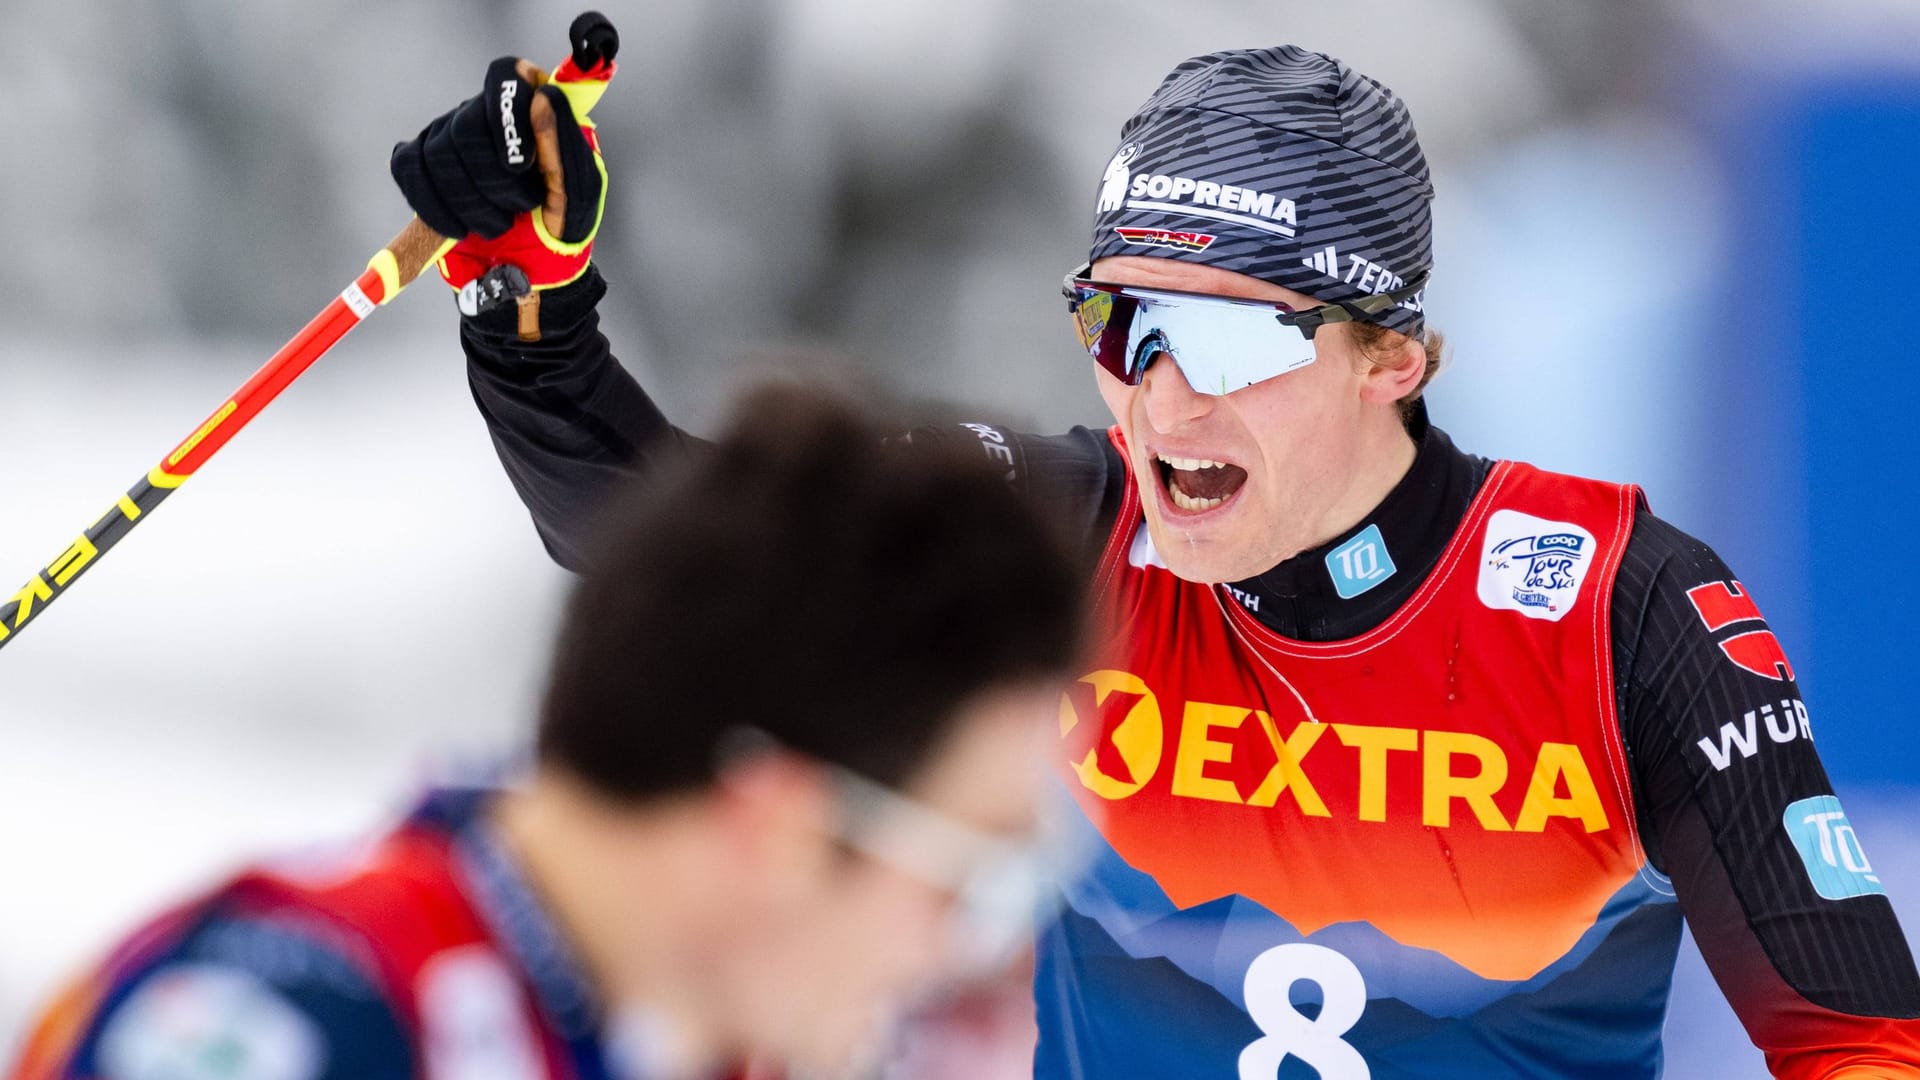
[390,56,603,243]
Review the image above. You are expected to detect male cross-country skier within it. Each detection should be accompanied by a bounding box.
[9,387,1085,1080]
[385,42,1920,1080]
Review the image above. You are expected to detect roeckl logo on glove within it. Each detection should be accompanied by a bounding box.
[499,79,525,166]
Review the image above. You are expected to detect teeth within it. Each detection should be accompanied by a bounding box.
[1157,453,1230,471]
[1169,486,1225,512]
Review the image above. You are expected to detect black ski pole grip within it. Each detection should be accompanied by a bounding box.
[569,11,619,71]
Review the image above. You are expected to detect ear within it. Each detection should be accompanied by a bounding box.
[1357,333,1427,407]
[713,751,838,901]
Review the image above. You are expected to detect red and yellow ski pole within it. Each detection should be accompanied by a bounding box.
[0,15,616,652]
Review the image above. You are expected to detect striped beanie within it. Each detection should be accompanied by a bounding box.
[1088,47,1434,336]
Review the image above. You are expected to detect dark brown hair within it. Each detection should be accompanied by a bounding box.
[538,384,1084,800]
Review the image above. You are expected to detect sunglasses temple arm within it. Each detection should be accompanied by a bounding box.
[1342,269,1430,319]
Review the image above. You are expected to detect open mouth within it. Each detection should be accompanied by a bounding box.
[1153,453,1249,513]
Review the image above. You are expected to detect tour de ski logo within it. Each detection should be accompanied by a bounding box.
[1477,509,1595,622]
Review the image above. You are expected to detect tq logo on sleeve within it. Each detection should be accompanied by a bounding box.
[1783,795,1885,900]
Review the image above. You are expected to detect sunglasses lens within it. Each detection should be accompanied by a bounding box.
[1071,288,1113,355]
[1069,281,1318,395]
[1072,287,1146,388]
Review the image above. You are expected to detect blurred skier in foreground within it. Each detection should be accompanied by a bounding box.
[11,386,1084,1080]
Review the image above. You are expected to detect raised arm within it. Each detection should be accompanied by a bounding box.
[389,53,1124,571]
[385,46,709,569]
[461,269,705,570]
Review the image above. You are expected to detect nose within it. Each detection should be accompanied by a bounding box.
[1138,352,1216,432]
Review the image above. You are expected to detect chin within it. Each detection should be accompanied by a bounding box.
[1140,510,1269,585]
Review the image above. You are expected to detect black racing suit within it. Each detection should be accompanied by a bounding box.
[463,270,1920,1076]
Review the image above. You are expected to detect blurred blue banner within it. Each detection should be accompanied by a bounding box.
[1796,82,1920,787]
[1719,73,1920,787]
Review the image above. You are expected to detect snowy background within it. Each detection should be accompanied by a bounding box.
[4,1,1918,1075]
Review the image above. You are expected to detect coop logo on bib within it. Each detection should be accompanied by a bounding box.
[1478,510,1594,622]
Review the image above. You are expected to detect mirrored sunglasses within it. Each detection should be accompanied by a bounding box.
[1062,263,1427,396]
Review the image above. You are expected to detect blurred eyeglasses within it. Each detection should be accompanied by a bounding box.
[722,726,1057,977]
[1062,263,1428,395]
[824,757,1053,976]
